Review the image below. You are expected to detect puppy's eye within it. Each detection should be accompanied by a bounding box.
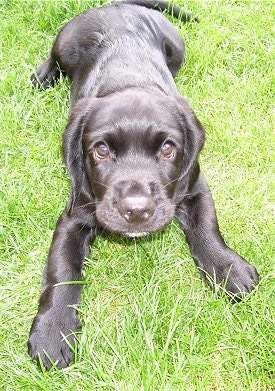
[93,142,111,161]
[160,141,176,160]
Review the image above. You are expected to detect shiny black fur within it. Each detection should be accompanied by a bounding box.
[28,1,259,369]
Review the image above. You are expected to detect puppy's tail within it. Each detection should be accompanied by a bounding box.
[118,0,199,22]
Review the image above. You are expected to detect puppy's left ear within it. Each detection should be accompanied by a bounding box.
[176,95,205,178]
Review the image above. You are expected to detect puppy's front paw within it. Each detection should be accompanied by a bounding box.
[200,253,259,301]
[226,258,259,298]
[28,310,81,370]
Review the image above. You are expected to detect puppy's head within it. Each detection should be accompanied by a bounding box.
[64,90,205,236]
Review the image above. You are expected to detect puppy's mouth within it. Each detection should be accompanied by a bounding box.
[96,216,172,238]
[124,231,150,238]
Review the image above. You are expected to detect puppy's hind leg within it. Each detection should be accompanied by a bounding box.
[31,57,63,89]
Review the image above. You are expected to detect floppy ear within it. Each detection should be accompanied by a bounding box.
[62,99,92,214]
[176,95,205,178]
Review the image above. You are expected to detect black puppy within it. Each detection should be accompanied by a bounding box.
[28,0,259,369]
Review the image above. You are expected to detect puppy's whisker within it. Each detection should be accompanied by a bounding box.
[92,181,111,190]
[163,174,185,189]
[174,206,196,226]
[76,202,97,211]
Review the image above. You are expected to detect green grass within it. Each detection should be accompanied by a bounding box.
[1,0,274,389]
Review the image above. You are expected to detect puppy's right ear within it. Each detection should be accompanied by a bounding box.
[63,99,92,214]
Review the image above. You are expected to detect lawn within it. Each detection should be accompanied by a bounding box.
[0,0,274,390]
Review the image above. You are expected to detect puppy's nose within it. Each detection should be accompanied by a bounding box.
[118,195,156,223]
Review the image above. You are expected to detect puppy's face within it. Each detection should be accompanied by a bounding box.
[82,91,185,237]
